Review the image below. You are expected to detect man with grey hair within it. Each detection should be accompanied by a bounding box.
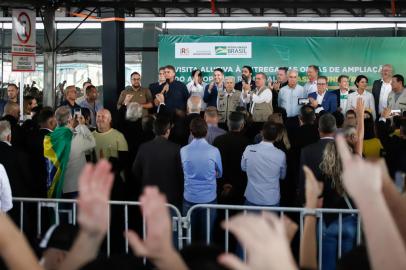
[372,64,393,116]
[0,119,33,221]
[278,69,306,128]
[217,76,242,124]
[1,102,24,149]
[45,106,95,198]
[241,72,273,122]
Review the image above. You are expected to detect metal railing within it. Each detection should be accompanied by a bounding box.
[12,197,184,255]
[184,204,361,270]
[13,198,361,270]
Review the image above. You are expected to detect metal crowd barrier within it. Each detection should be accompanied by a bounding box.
[12,197,184,255]
[13,198,361,270]
[185,204,361,270]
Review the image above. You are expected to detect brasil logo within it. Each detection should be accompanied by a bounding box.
[215,46,228,55]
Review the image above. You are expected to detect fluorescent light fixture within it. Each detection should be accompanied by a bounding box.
[125,23,144,28]
[56,23,101,29]
[279,23,336,30]
[396,23,406,28]
[165,23,221,29]
[222,23,269,29]
[338,23,396,30]
[3,22,43,29]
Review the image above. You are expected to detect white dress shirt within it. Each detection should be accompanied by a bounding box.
[304,80,317,96]
[315,91,326,114]
[347,90,376,119]
[241,87,272,113]
[378,80,392,114]
[0,163,13,212]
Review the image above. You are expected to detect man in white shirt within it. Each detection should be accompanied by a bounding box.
[372,64,393,116]
[304,65,319,96]
[241,72,273,122]
[186,69,207,110]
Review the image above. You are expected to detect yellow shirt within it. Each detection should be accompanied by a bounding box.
[363,138,384,159]
[92,128,128,160]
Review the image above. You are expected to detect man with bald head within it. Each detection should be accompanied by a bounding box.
[1,102,24,149]
[60,85,82,116]
[93,109,128,161]
[372,64,393,116]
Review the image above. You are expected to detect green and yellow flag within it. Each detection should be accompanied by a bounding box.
[44,126,73,198]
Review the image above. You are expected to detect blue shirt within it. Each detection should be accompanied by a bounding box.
[181,138,223,203]
[79,99,103,128]
[278,84,306,117]
[188,124,226,145]
[241,141,287,206]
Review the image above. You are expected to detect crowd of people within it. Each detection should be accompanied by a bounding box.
[0,63,406,270]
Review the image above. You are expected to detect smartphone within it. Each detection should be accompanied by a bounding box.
[298,98,310,105]
[391,109,401,116]
[74,108,81,117]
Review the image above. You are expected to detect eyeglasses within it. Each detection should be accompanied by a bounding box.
[317,83,327,85]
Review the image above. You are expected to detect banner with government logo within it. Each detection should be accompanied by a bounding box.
[159,35,406,87]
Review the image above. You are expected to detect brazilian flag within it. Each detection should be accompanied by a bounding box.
[44,126,73,198]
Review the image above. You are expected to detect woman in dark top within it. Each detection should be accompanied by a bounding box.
[319,141,357,270]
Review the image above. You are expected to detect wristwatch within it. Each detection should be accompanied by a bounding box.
[302,208,318,217]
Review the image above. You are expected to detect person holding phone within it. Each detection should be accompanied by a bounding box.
[308,76,337,114]
[60,85,82,116]
[117,72,153,116]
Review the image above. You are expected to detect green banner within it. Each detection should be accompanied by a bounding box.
[158,35,406,87]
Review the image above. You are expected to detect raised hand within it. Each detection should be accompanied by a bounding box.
[303,166,323,209]
[126,187,187,270]
[218,213,297,270]
[77,160,114,237]
[335,135,382,201]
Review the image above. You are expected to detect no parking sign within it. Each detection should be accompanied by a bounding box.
[12,9,36,71]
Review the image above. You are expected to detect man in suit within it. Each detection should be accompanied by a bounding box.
[1,102,25,150]
[0,120,36,241]
[332,75,354,113]
[308,76,337,113]
[25,108,57,198]
[298,113,337,205]
[132,116,184,208]
[213,112,250,205]
[372,64,393,116]
[235,65,256,92]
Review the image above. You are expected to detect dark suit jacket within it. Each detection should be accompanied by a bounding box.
[213,131,250,204]
[372,79,383,116]
[132,136,184,208]
[1,115,26,150]
[298,138,334,205]
[308,91,337,113]
[235,80,256,91]
[0,141,33,197]
[332,89,355,109]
